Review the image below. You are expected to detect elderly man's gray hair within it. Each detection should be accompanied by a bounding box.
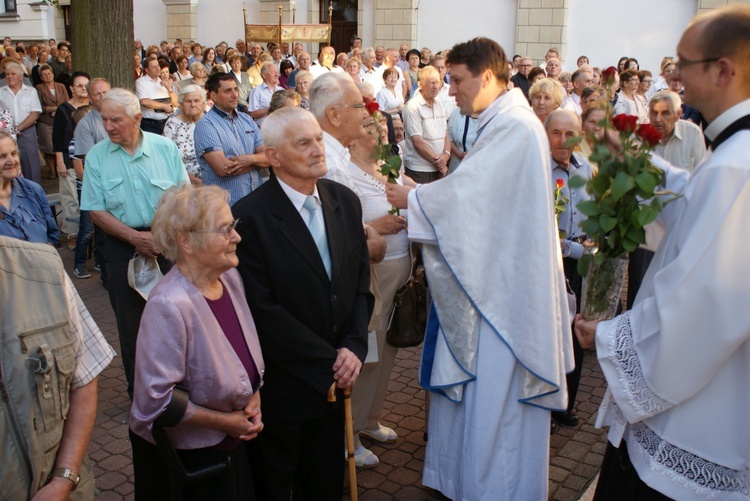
[356,81,375,100]
[309,72,356,121]
[260,61,276,76]
[262,106,318,148]
[3,62,24,74]
[102,88,141,118]
[649,90,682,115]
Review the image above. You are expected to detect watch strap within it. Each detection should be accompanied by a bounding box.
[49,468,80,489]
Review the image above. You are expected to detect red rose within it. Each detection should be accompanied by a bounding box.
[602,66,618,86]
[636,123,662,147]
[556,178,565,189]
[365,101,379,116]
[611,114,638,134]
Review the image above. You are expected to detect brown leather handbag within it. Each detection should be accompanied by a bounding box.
[386,245,428,348]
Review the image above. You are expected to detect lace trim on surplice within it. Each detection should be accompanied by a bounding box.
[631,422,750,497]
[607,312,674,419]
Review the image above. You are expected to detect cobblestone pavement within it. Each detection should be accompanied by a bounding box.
[46,175,608,500]
[54,242,608,501]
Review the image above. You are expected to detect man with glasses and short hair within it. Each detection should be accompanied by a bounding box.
[402,66,451,183]
[574,5,750,500]
[511,56,533,101]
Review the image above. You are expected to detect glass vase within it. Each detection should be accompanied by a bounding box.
[580,256,629,321]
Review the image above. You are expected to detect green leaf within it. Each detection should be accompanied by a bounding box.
[591,174,611,197]
[568,175,587,189]
[386,155,401,170]
[577,253,592,276]
[611,172,635,202]
[599,214,617,232]
[635,172,657,194]
[581,218,600,235]
[564,135,583,149]
[622,238,638,253]
[576,200,600,217]
[626,227,646,244]
[639,208,659,226]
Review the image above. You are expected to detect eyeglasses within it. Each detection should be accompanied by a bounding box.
[674,57,719,70]
[191,219,240,239]
[73,83,87,88]
[334,103,365,109]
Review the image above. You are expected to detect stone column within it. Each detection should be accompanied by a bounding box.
[374,0,416,49]
[162,0,198,41]
[259,1,295,25]
[515,0,568,66]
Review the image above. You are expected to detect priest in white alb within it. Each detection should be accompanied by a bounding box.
[387,37,574,500]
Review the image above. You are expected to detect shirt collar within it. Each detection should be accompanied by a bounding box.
[212,105,239,119]
[106,130,149,157]
[704,98,750,141]
[322,131,350,163]
[277,176,321,213]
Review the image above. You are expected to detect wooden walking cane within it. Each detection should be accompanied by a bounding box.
[328,382,358,501]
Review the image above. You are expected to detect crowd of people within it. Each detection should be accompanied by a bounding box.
[1,3,750,500]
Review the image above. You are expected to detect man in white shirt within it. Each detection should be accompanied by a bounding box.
[310,46,336,79]
[0,62,42,183]
[135,57,173,134]
[561,68,594,116]
[650,90,706,172]
[360,48,384,94]
[309,72,365,193]
[402,66,450,184]
[248,62,284,126]
[429,54,456,117]
[384,48,409,99]
[627,89,708,311]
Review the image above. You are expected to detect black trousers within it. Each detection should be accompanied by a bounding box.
[627,248,655,309]
[141,117,167,135]
[101,231,172,398]
[247,404,345,501]
[562,256,584,412]
[594,441,674,501]
[130,429,253,501]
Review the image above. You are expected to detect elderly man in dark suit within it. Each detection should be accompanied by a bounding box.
[233,106,373,500]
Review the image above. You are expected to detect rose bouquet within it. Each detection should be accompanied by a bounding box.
[569,66,679,320]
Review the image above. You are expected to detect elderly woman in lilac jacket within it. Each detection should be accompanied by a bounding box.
[129,185,264,501]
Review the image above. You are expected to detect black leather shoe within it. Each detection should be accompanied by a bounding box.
[552,410,580,427]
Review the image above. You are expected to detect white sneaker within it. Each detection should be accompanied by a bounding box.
[349,445,379,468]
[359,424,398,443]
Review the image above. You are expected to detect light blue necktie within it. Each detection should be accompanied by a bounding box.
[303,196,331,279]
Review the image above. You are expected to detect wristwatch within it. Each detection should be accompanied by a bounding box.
[49,468,80,490]
[442,150,450,156]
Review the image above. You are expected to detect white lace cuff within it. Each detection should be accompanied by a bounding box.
[603,312,675,421]
[629,422,750,498]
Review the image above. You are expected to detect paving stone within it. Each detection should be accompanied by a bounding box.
[96,471,127,490]
[48,210,611,500]
[551,486,580,501]
[549,464,570,483]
